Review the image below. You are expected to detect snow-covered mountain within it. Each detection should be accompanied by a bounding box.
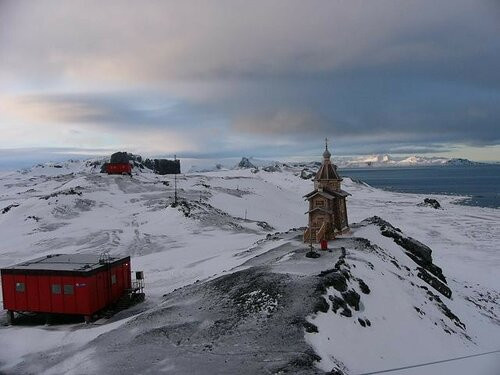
[186,155,482,173]
[0,160,498,374]
[334,155,481,168]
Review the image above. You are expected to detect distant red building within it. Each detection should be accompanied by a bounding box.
[1,254,131,323]
[106,163,132,175]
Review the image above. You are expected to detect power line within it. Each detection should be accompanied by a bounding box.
[356,349,500,375]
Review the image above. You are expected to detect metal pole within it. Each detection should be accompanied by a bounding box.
[174,173,178,205]
[309,227,316,254]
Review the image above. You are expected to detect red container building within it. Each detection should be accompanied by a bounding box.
[106,163,132,175]
[1,254,131,323]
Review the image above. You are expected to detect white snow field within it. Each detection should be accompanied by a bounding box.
[0,160,498,374]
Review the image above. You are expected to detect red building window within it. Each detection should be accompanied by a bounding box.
[52,284,61,294]
[15,282,25,292]
[64,285,74,295]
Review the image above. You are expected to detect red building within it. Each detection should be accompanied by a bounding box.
[1,254,131,323]
[106,163,132,175]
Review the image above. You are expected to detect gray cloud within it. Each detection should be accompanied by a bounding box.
[4,93,205,129]
[2,1,498,84]
[232,110,331,136]
[0,0,499,160]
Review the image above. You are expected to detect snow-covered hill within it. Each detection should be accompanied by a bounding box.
[0,160,499,374]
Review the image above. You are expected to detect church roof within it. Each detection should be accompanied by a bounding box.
[304,207,333,215]
[314,162,342,181]
[333,189,350,197]
[303,187,350,200]
[314,139,342,181]
[303,190,336,200]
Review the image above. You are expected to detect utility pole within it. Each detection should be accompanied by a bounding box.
[244,209,247,221]
[173,154,178,206]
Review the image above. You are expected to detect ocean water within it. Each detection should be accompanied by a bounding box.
[341,165,500,209]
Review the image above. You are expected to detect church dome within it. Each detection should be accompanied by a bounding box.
[323,148,331,159]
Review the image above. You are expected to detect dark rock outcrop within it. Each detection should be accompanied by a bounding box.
[342,289,361,311]
[329,295,346,313]
[339,307,352,317]
[303,321,319,333]
[1,203,19,214]
[256,221,274,231]
[40,188,83,200]
[237,157,256,169]
[380,227,433,265]
[362,216,450,298]
[145,158,181,175]
[328,369,346,375]
[300,169,315,180]
[317,271,348,294]
[358,279,371,294]
[110,151,129,164]
[418,198,442,209]
[417,268,452,298]
[314,297,330,313]
[263,165,281,172]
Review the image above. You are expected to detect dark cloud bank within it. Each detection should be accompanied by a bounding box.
[1,0,499,160]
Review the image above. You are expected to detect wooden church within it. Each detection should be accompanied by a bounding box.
[304,140,349,242]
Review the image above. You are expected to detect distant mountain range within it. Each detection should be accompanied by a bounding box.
[184,155,485,172]
[333,154,482,168]
[12,153,484,175]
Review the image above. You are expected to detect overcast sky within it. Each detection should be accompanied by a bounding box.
[1,0,499,166]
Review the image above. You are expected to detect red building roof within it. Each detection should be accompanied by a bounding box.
[1,254,129,276]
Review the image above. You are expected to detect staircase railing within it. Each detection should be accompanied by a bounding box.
[303,228,311,242]
[316,222,327,242]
